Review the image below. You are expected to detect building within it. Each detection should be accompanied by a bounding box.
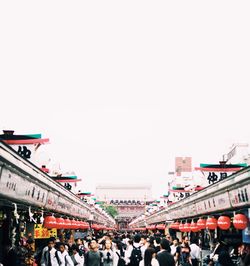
[96,184,152,229]
[175,157,192,175]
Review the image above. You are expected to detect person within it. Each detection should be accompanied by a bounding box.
[154,237,161,254]
[140,235,148,259]
[126,234,143,266]
[40,238,61,266]
[157,238,175,266]
[76,238,88,257]
[102,239,115,266]
[58,243,74,266]
[190,238,200,266]
[71,244,84,266]
[114,241,126,266]
[139,247,159,266]
[217,250,234,266]
[170,237,181,265]
[179,237,192,266]
[85,240,102,266]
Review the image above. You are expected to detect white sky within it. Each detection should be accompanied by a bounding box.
[1,1,250,198]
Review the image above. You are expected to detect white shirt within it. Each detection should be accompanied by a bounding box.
[73,253,84,266]
[41,247,60,266]
[59,250,74,266]
[125,243,142,265]
[190,244,201,260]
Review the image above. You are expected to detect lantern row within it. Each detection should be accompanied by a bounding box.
[169,214,249,232]
[44,216,116,231]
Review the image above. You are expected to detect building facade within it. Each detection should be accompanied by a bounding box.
[96,184,152,229]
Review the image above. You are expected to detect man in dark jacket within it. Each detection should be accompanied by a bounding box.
[157,238,175,266]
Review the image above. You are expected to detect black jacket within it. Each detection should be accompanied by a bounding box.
[157,250,175,266]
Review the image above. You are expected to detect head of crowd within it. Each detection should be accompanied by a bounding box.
[2,230,250,266]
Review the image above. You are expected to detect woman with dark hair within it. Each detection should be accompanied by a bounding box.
[139,247,159,266]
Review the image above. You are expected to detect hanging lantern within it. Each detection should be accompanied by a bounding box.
[55,217,65,229]
[71,220,78,229]
[183,223,191,232]
[173,221,180,230]
[233,214,248,230]
[156,224,165,230]
[190,222,199,232]
[179,223,185,232]
[44,216,56,229]
[197,218,206,230]
[75,220,81,229]
[79,221,84,229]
[217,216,231,230]
[206,217,217,230]
[64,218,71,229]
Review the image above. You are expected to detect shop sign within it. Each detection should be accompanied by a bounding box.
[56,196,72,214]
[45,191,59,211]
[229,184,250,207]
[196,192,230,215]
[0,167,48,206]
[242,209,250,244]
[34,224,57,239]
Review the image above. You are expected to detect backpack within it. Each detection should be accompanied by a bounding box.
[129,245,142,266]
[116,252,126,266]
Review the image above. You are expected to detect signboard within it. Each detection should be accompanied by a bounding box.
[0,167,48,207]
[45,191,59,211]
[195,192,231,215]
[34,224,57,239]
[242,209,250,244]
[229,184,250,207]
[56,196,72,214]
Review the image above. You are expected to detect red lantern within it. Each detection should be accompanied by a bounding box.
[64,218,71,229]
[197,218,206,230]
[217,216,231,230]
[190,222,199,232]
[71,220,78,229]
[233,214,248,230]
[173,222,180,230]
[156,224,165,230]
[55,217,65,229]
[183,223,191,232]
[44,216,57,229]
[179,223,185,232]
[75,220,81,229]
[206,217,217,230]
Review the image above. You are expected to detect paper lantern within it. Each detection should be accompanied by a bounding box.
[179,223,185,232]
[55,217,65,229]
[64,218,71,229]
[156,224,165,230]
[44,216,56,229]
[183,223,191,232]
[206,217,217,230]
[197,218,206,230]
[71,220,78,229]
[190,222,199,232]
[173,221,180,230]
[233,214,248,230]
[217,216,231,230]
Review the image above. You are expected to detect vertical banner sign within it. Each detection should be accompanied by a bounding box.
[242,209,250,244]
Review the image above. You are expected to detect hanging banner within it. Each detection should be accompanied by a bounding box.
[229,184,250,207]
[0,167,48,207]
[242,209,250,244]
[34,224,57,239]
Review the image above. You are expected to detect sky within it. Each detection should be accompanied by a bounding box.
[0,1,250,198]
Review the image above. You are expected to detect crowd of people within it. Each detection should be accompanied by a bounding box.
[2,231,250,266]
